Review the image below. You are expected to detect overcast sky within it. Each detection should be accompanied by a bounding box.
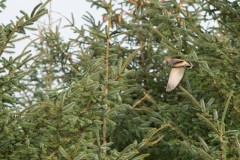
[0,0,103,56]
[1,0,103,25]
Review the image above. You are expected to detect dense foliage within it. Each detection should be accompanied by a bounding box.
[0,0,239,159]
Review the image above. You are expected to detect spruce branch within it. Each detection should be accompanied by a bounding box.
[219,91,234,160]
[112,44,145,81]
[196,113,219,134]
[147,25,179,54]
[179,85,200,109]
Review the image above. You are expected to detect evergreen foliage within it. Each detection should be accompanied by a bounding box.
[0,0,240,159]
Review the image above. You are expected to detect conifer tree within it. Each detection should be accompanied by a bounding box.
[0,0,239,159]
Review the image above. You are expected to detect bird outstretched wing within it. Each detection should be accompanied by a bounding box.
[166,67,185,92]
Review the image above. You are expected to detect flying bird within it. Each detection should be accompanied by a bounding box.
[165,57,193,92]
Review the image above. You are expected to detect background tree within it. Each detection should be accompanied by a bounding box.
[0,0,239,159]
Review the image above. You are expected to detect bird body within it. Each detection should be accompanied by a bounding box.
[165,57,192,92]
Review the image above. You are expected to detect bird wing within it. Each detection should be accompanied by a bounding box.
[166,67,185,92]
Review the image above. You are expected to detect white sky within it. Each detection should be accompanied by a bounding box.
[0,0,104,56]
[1,0,103,26]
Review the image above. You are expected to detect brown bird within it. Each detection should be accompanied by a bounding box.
[165,57,193,92]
